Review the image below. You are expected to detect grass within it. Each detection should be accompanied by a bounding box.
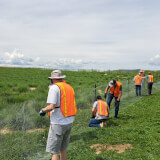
[0,67,160,160]
[67,92,160,160]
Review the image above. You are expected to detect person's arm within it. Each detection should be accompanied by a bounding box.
[145,75,149,81]
[91,101,97,118]
[42,104,56,113]
[117,85,122,101]
[107,104,110,115]
[104,85,110,98]
[91,107,96,117]
[105,85,110,94]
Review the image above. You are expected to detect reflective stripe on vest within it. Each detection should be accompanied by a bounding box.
[56,82,77,117]
[110,81,122,97]
[135,75,142,85]
[97,100,108,116]
[148,75,153,82]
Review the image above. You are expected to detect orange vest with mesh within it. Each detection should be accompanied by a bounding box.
[97,100,109,116]
[148,75,154,82]
[135,75,143,85]
[56,81,77,117]
[48,112,51,117]
[110,81,122,97]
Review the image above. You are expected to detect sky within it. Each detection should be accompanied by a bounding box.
[0,0,160,71]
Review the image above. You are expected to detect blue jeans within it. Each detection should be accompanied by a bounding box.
[107,93,120,118]
[88,118,102,127]
[148,83,153,95]
[135,85,141,96]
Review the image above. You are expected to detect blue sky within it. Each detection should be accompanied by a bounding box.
[0,0,160,70]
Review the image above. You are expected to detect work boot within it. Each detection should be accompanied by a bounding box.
[100,121,107,128]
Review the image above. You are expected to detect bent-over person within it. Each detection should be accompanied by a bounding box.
[104,80,122,119]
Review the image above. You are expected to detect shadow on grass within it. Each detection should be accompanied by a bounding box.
[119,114,137,121]
[71,131,98,142]
[96,156,106,160]
[96,157,106,160]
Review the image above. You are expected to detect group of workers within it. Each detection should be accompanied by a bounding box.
[39,69,154,160]
[134,70,154,96]
[89,79,122,128]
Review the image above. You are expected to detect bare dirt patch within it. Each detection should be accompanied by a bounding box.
[30,87,36,90]
[90,143,133,154]
[0,127,14,134]
[26,128,45,133]
[0,127,45,135]
[98,89,103,94]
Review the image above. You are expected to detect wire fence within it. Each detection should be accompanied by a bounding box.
[0,78,160,160]
[75,78,160,116]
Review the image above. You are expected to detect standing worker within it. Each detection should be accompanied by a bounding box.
[104,80,122,119]
[139,70,145,89]
[146,72,154,95]
[39,70,77,160]
[134,71,145,96]
[88,96,109,128]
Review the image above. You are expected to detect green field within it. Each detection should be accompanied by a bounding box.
[0,67,160,160]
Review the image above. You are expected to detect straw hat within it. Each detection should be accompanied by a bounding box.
[48,70,66,79]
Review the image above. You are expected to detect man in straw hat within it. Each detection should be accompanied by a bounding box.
[39,70,77,160]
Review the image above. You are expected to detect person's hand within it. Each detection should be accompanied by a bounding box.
[115,100,120,104]
[104,93,107,99]
[91,115,95,119]
[39,109,46,116]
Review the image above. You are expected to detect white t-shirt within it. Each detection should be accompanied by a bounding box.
[93,101,108,120]
[47,84,75,125]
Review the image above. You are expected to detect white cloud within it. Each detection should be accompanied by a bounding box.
[0,49,39,66]
[0,49,159,70]
[149,54,160,66]
[0,0,160,70]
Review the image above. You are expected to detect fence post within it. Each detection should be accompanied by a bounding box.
[95,84,96,100]
[156,72,158,83]
[128,79,129,97]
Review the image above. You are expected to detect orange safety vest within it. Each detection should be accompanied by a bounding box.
[56,81,77,117]
[97,100,109,116]
[134,75,143,85]
[148,75,153,82]
[110,81,122,97]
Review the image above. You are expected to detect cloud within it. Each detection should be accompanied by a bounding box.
[0,0,160,71]
[0,49,85,69]
[149,54,160,66]
[0,49,39,66]
[0,49,159,71]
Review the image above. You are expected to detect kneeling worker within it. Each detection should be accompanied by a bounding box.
[89,96,109,128]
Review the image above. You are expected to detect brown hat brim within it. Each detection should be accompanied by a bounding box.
[48,75,66,79]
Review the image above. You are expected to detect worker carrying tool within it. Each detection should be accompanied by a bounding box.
[104,80,122,119]
[145,72,154,95]
[88,96,109,127]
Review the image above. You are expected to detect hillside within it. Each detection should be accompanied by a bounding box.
[0,67,160,160]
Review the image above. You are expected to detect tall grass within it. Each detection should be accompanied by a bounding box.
[0,67,160,160]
